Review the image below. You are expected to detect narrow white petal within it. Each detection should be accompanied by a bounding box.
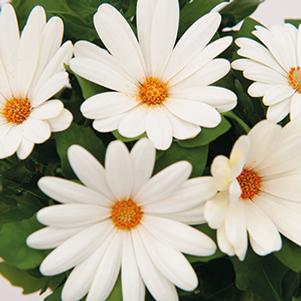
[165,98,221,127]
[94,4,145,80]
[298,24,301,66]
[248,82,273,97]
[20,118,51,143]
[210,155,232,191]
[68,145,113,200]
[263,85,295,106]
[81,92,137,120]
[142,215,216,257]
[130,138,156,196]
[145,107,173,150]
[16,138,34,160]
[132,229,179,301]
[105,140,133,200]
[27,227,83,250]
[38,176,111,206]
[31,99,64,120]
[93,114,124,133]
[0,126,21,159]
[48,108,73,132]
[40,221,113,276]
[37,204,110,228]
[290,93,301,120]
[266,97,291,122]
[136,161,191,205]
[86,233,122,301]
[217,226,235,256]
[122,232,145,301]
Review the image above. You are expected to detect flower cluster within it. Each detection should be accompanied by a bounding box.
[0,1,301,301]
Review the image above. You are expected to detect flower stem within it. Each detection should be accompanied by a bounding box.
[224,111,251,133]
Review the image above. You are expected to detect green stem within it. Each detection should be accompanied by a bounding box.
[224,111,251,133]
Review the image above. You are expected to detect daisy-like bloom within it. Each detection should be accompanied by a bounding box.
[70,0,237,150]
[0,5,73,159]
[27,138,217,301]
[204,120,301,260]
[233,23,301,122]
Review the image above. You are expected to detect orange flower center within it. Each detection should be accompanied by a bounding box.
[111,199,143,230]
[288,67,301,93]
[2,98,32,124]
[237,168,261,200]
[138,77,168,106]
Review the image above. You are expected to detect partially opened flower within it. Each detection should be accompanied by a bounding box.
[70,0,237,150]
[27,138,217,301]
[233,23,301,122]
[204,120,301,260]
[0,5,73,159]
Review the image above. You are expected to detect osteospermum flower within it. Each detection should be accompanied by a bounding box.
[233,23,301,122]
[27,138,217,301]
[204,120,301,260]
[70,0,237,150]
[0,5,73,159]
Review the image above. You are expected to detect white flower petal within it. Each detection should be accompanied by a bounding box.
[290,92,301,120]
[30,99,64,120]
[211,155,232,191]
[224,199,248,261]
[68,145,113,200]
[16,138,34,160]
[132,229,178,301]
[139,227,198,291]
[40,221,113,276]
[247,82,274,98]
[142,215,216,257]
[130,138,156,196]
[217,226,235,256]
[266,97,291,122]
[94,4,145,80]
[136,161,191,205]
[20,118,51,143]
[145,177,217,214]
[38,176,111,206]
[204,192,228,229]
[298,24,301,66]
[122,232,145,301]
[149,0,179,77]
[37,204,110,228]
[62,233,113,301]
[245,201,282,255]
[118,106,148,138]
[165,98,221,127]
[164,12,221,80]
[81,92,137,120]
[0,58,12,99]
[0,126,21,159]
[263,85,295,106]
[92,114,124,133]
[48,108,72,132]
[145,106,173,150]
[27,227,83,250]
[86,233,122,301]
[105,140,133,200]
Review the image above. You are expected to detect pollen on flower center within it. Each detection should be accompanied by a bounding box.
[288,67,301,93]
[138,77,168,106]
[111,199,143,230]
[2,98,32,124]
[237,168,261,200]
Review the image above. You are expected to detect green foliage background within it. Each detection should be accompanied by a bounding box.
[0,0,300,300]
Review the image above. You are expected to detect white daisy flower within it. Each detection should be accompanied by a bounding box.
[204,120,301,260]
[0,5,73,160]
[27,138,217,301]
[70,0,237,150]
[232,23,301,122]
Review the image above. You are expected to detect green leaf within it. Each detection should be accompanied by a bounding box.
[75,75,106,99]
[274,238,301,273]
[179,0,227,36]
[231,251,289,301]
[234,17,262,40]
[285,19,301,27]
[176,117,231,148]
[107,276,122,301]
[0,263,48,294]
[0,216,45,270]
[221,0,263,26]
[113,130,146,143]
[155,143,209,177]
[55,123,106,178]
[45,286,63,301]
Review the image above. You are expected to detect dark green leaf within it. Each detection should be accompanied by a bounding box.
[285,19,301,27]
[274,238,301,273]
[231,251,289,301]
[55,123,106,178]
[107,276,122,301]
[0,216,45,270]
[75,76,106,99]
[113,130,146,143]
[177,117,231,148]
[155,143,209,177]
[45,286,63,301]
